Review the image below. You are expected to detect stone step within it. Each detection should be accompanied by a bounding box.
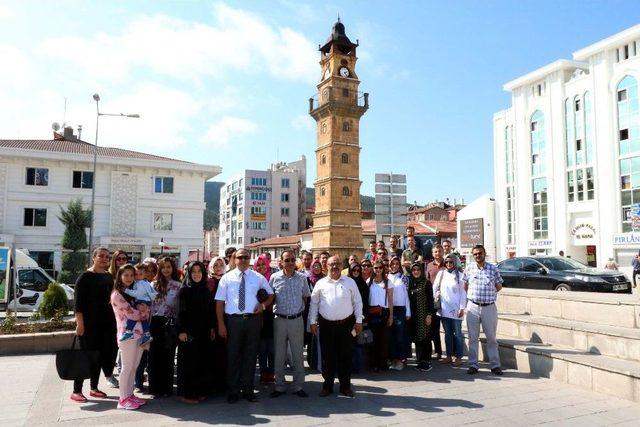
[497,288,640,329]
[465,329,640,402]
[499,313,640,362]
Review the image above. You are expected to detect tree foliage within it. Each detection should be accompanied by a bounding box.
[38,282,69,319]
[57,199,91,283]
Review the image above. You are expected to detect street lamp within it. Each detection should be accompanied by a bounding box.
[159,238,166,255]
[88,94,140,260]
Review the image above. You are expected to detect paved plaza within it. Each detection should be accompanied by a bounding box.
[2,354,640,426]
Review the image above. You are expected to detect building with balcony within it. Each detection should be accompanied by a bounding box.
[493,24,640,271]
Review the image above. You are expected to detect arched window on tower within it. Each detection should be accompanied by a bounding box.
[341,153,349,164]
[343,121,350,131]
[320,187,326,196]
[342,186,350,196]
[321,154,326,165]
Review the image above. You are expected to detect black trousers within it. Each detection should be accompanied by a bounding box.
[368,316,389,370]
[428,315,443,357]
[319,316,355,391]
[148,316,177,396]
[226,315,261,395]
[73,328,117,393]
[415,338,431,363]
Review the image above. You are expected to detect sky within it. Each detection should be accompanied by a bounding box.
[1,0,639,205]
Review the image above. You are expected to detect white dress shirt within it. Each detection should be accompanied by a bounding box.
[434,269,467,320]
[215,268,273,315]
[368,279,391,308]
[308,275,363,323]
[389,273,411,317]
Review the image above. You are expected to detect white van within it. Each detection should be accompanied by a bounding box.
[2,249,74,312]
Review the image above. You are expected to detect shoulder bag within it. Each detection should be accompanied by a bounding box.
[433,271,444,311]
[55,335,99,381]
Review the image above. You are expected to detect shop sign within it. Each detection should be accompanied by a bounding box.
[528,240,553,249]
[612,232,640,245]
[105,237,148,246]
[459,218,484,248]
[571,223,596,245]
[632,204,640,232]
[251,214,267,221]
[246,186,272,192]
[505,245,516,252]
[251,201,266,206]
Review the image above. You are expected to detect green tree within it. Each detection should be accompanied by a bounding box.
[57,199,91,284]
[38,282,69,319]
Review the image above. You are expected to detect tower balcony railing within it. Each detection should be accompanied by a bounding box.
[309,88,369,113]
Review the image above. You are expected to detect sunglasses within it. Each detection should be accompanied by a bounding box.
[373,267,383,270]
[283,258,295,263]
[236,255,249,260]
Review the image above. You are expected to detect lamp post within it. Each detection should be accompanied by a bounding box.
[87,94,140,261]
[159,238,166,255]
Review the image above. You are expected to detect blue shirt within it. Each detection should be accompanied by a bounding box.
[270,270,311,316]
[463,262,503,304]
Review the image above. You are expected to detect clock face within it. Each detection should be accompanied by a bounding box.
[339,67,350,78]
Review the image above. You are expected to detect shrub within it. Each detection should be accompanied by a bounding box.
[38,282,69,319]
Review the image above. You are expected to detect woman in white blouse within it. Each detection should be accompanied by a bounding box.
[388,257,411,371]
[367,260,394,372]
[434,254,466,366]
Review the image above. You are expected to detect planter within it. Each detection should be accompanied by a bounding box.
[0,331,75,355]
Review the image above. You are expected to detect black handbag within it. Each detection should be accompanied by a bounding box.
[55,335,99,381]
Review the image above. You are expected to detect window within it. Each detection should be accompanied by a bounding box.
[321,122,327,134]
[238,237,243,244]
[18,269,50,292]
[521,259,542,272]
[530,110,545,176]
[320,187,326,196]
[342,186,350,196]
[576,139,582,151]
[620,157,640,231]
[498,259,520,271]
[281,222,289,231]
[25,167,48,186]
[567,171,575,202]
[624,44,630,60]
[341,153,349,163]
[618,89,628,102]
[532,154,539,164]
[250,222,267,230]
[154,176,174,193]
[153,213,173,231]
[575,98,581,112]
[621,129,629,140]
[24,208,47,227]
[238,207,243,215]
[343,121,350,131]
[237,221,242,230]
[531,122,537,132]
[281,178,290,188]
[617,75,639,155]
[251,192,267,201]
[281,207,289,216]
[532,178,548,239]
[342,88,349,97]
[28,251,54,277]
[251,177,267,186]
[281,193,289,202]
[72,171,94,189]
[321,154,326,164]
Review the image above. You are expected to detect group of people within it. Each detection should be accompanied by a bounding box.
[70,235,504,410]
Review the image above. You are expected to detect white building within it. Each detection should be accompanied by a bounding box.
[0,128,221,275]
[218,156,306,254]
[493,24,640,271]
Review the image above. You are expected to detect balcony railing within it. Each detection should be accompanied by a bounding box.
[309,87,369,112]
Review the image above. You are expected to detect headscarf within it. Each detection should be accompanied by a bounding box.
[309,260,324,286]
[254,254,272,282]
[408,261,427,287]
[183,261,208,288]
[444,254,457,273]
[348,262,366,290]
[208,256,226,278]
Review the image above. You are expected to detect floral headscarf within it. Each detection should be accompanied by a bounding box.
[254,254,271,282]
[208,256,226,278]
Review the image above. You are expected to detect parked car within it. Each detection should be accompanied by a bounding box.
[496,256,632,293]
[1,249,74,312]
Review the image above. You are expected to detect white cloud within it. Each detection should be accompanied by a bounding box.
[203,116,257,147]
[0,45,34,87]
[0,4,13,19]
[37,2,317,84]
[291,113,314,130]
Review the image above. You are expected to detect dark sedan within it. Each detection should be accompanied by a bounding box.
[496,256,632,293]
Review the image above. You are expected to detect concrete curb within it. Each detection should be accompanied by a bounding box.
[0,331,75,355]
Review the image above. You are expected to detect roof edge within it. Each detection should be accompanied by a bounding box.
[573,24,640,61]
[503,59,587,92]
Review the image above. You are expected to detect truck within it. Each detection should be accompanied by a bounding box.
[1,249,74,312]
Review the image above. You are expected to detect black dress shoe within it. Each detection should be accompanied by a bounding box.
[340,388,354,398]
[491,367,504,376]
[318,388,332,397]
[293,389,308,398]
[270,390,285,398]
[467,367,479,375]
[227,394,239,404]
[243,393,259,402]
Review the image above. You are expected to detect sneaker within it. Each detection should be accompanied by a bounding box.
[416,362,433,372]
[119,330,135,342]
[106,375,119,388]
[89,389,107,398]
[467,366,479,375]
[70,393,87,403]
[117,396,140,410]
[394,361,404,371]
[138,333,153,346]
[130,395,147,406]
[491,367,504,376]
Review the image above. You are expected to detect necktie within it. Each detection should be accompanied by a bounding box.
[238,272,246,312]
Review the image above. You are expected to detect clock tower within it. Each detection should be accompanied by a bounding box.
[309,19,369,259]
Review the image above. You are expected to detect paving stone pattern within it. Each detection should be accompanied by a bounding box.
[2,354,640,426]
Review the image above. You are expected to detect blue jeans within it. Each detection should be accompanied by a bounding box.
[390,306,410,360]
[352,343,363,373]
[441,317,464,358]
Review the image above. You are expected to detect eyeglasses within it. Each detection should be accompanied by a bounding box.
[236,255,249,260]
[283,258,295,263]
[328,263,340,267]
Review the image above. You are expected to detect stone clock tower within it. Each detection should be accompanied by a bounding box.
[309,19,369,259]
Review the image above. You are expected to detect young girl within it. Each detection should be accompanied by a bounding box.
[111,265,147,410]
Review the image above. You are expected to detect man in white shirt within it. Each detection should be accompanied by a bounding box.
[309,255,363,398]
[215,248,274,404]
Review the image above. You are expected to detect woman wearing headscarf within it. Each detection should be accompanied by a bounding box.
[306,260,325,370]
[407,261,435,372]
[176,261,215,404]
[254,255,275,384]
[205,257,227,394]
[348,262,369,373]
